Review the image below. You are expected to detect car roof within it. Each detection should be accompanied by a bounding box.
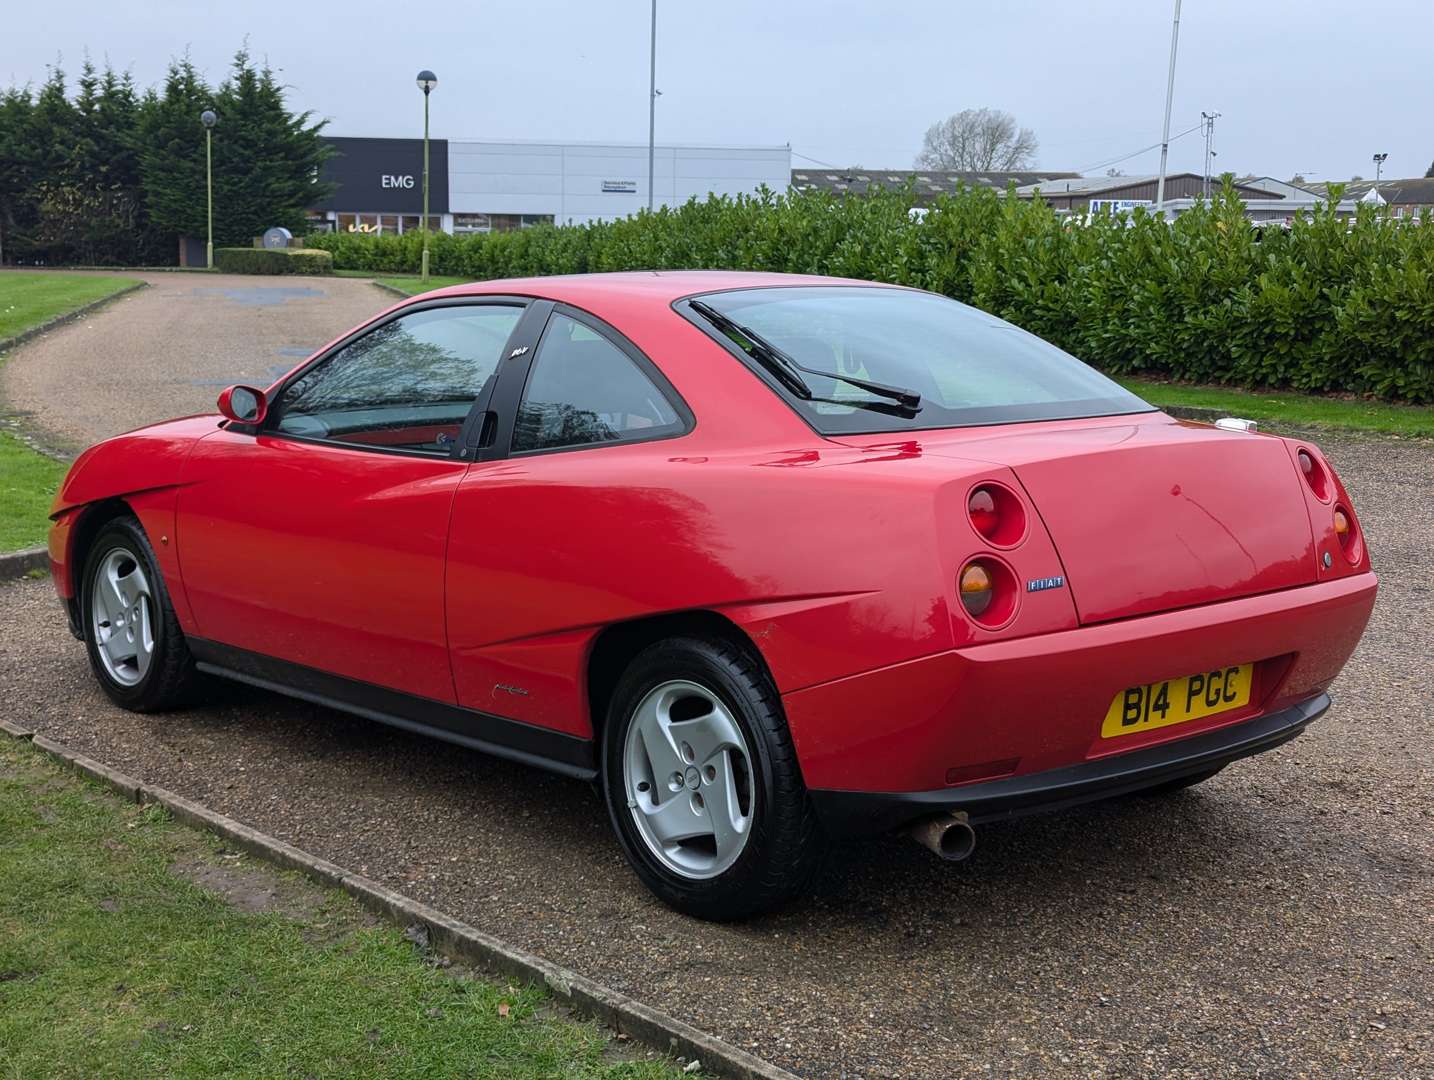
[422,270,901,306]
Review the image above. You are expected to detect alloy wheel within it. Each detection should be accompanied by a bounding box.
[90,547,155,687]
[622,678,755,879]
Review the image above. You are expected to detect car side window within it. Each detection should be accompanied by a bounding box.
[512,313,683,454]
[270,304,523,454]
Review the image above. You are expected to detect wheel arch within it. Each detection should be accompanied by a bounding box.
[585,609,774,741]
[60,489,195,638]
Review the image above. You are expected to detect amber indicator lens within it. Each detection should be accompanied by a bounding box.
[959,562,993,617]
[1333,509,1349,537]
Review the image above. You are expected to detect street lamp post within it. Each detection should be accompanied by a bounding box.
[201,109,217,269]
[1373,152,1388,189]
[416,70,438,283]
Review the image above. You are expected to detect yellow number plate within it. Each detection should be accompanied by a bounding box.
[1101,664,1254,739]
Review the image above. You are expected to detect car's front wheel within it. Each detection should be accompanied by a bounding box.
[81,515,198,712]
[601,636,825,920]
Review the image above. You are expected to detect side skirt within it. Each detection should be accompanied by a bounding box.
[187,638,597,782]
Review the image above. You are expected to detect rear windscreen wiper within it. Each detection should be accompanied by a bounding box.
[688,300,922,414]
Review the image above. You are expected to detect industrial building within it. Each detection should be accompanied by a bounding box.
[310,136,791,235]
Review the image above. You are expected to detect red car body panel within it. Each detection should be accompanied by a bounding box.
[174,429,467,704]
[785,571,1376,793]
[48,271,1377,827]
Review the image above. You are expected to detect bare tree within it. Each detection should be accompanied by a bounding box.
[915,108,1039,171]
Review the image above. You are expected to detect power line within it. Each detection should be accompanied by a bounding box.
[792,150,845,170]
[1077,122,1201,175]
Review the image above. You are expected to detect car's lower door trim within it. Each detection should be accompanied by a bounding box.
[188,637,596,781]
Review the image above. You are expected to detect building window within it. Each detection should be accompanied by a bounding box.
[453,213,491,233]
[487,213,555,232]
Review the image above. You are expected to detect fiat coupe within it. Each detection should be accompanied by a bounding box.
[49,271,1377,919]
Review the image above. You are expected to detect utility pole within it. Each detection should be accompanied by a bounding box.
[1201,110,1221,198]
[1154,0,1183,215]
[647,0,657,212]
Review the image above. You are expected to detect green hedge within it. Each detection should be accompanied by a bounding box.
[214,247,334,275]
[304,183,1434,403]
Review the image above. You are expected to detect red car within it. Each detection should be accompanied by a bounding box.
[49,272,1377,919]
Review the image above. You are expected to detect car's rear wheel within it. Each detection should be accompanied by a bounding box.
[81,516,198,712]
[601,636,825,920]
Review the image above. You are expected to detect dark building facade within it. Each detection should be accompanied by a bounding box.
[312,137,449,235]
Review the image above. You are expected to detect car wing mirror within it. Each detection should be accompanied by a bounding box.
[217,384,269,425]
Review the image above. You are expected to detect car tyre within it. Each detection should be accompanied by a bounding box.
[601,636,825,920]
[81,515,199,712]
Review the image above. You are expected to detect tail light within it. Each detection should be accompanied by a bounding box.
[959,562,993,616]
[958,557,1017,628]
[967,482,1027,547]
[1296,448,1332,502]
[1333,505,1362,563]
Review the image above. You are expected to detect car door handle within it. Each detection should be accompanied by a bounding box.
[476,410,498,450]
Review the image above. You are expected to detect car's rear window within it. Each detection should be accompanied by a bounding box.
[682,285,1153,434]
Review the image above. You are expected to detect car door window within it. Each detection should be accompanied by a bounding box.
[270,304,523,454]
[512,313,683,453]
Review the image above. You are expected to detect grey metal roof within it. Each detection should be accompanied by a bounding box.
[1013,174,1165,196]
[1305,178,1434,205]
[790,169,1079,197]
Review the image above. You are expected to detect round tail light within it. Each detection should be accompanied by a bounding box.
[1297,448,1332,502]
[958,558,1018,628]
[967,483,1027,548]
[959,562,993,617]
[1333,508,1349,539]
[1332,505,1362,564]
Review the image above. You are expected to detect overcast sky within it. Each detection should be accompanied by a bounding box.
[4,0,1430,182]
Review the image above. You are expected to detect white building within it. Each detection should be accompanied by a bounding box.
[312,136,791,236]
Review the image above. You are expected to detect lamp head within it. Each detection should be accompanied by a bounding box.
[416,70,438,95]
[200,109,217,129]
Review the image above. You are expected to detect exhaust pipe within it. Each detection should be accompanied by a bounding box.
[909,811,976,862]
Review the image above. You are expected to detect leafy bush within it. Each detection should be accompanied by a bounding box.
[214,247,333,275]
[304,182,1434,403]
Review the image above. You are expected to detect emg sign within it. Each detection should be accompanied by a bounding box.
[313,138,449,215]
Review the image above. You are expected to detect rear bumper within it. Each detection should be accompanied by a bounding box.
[784,572,1376,814]
[811,692,1328,835]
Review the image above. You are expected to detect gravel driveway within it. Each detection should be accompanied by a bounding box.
[1,284,1430,1076]
[0,270,389,452]
[2,429,1429,1078]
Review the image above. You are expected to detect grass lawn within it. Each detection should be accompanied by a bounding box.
[0,271,142,341]
[372,274,471,296]
[0,738,684,1079]
[0,431,66,550]
[1119,377,1434,439]
[0,272,145,550]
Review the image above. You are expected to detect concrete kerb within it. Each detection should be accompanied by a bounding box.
[4,723,799,1080]
[0,547,49,581]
